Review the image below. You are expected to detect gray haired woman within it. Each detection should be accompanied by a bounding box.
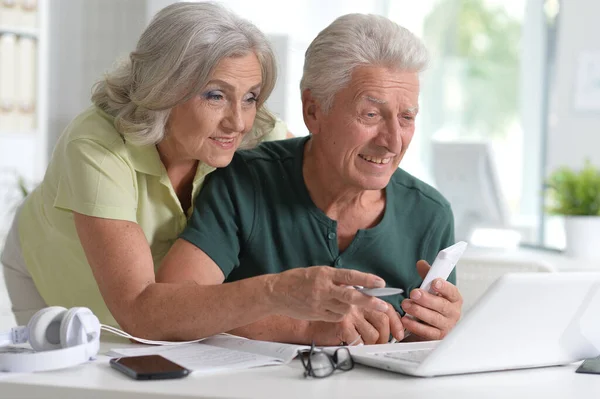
[1,2,288,331]
[2,3,390,343]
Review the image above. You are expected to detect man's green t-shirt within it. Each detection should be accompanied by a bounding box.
[181,137,455,311]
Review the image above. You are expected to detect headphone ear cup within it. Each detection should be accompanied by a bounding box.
[60,307,99,348]
[27,306,68,351]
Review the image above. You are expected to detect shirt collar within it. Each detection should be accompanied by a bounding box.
[191,162,216,207]
[126,137,216,200]
[95,105,164,177]
[126,140,164,177]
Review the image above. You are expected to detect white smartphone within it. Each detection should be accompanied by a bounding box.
[391,241,468,343]
[420,241,468,293]
[360,242,466,299]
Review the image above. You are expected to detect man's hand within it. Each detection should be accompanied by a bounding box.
[304,303,405,346]
[401,260,462,340]
[269,266,391,323]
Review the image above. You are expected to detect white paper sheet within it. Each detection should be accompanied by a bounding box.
[201,335,309,363]
[108,335,309,374]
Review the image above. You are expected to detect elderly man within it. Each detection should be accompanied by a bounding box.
[158,13,462,345]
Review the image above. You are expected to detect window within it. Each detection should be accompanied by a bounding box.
[389,0,552,247]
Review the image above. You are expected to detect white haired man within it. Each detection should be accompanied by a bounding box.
[159,13,463,345]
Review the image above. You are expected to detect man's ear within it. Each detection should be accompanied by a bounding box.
[301,89,321,135]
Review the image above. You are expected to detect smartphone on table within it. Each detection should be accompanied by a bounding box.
[110,354,191,380]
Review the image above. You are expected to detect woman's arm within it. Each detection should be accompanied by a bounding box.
[75,213,275,340]
[76,213,389,341]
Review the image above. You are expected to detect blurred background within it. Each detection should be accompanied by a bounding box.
[0,0,597,254]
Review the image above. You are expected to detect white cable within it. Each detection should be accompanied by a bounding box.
[100,325,209,346]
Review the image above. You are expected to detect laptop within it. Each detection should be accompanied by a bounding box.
[347,272,600,377]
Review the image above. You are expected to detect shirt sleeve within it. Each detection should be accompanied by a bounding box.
[54,138,138,222]
[179,155,256,279]
[260,118,288,142]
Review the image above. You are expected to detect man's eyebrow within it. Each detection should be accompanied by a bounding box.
[364,96,387,104]
[363,96,419,112]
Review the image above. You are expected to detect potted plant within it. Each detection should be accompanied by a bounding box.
[546,160,600,259]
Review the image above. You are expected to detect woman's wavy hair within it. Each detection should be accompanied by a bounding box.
[92,2,277,148]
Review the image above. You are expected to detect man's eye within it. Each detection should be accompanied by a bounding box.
[366,112,377,118]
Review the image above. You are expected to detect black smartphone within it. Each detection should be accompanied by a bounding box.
[576,357,600,375]
[109,354,191,380]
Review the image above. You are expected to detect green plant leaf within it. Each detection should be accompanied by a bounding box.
[545,160,600,216]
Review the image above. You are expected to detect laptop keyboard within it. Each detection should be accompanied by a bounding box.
[375,349,434,363]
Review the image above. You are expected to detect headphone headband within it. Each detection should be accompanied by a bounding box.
[0,339,99,372]
[0,307,101,373]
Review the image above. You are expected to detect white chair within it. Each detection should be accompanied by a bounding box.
[457,256,556,314]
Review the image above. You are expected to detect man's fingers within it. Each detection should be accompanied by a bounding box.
[407,289,460,319]
[352,315,379,345]
[364,310,389,344]
[402,299,448,330]
[339,325,362,346]
[430,279,463,304]
[330,285,389,312]
[416,260,430,280]
[386,310,405,341]
[331,268,385,288]
[402,315,444,341]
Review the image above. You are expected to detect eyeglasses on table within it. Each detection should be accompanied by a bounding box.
[299,342,354,378]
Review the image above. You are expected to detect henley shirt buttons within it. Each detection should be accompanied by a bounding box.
[327,232,336,240]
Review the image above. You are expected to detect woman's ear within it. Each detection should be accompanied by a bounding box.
[301,89,321,135]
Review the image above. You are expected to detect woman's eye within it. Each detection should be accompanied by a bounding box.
[245,94,258,104]
[205,91,224,101]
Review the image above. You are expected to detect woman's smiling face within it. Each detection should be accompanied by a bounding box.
[164,52,263,167]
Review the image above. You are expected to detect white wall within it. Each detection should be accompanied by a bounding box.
[46,0,147,157]
[1,0,147,234]
[546,0,600,173]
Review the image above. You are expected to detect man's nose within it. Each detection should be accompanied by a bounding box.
[376,119,403,153]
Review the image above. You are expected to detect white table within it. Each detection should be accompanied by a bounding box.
[1,337,599,399]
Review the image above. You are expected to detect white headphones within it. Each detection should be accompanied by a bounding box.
[0,306,208,373]
[0,306,100,372]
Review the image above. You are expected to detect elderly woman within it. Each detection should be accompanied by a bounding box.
[0,3,386,340]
